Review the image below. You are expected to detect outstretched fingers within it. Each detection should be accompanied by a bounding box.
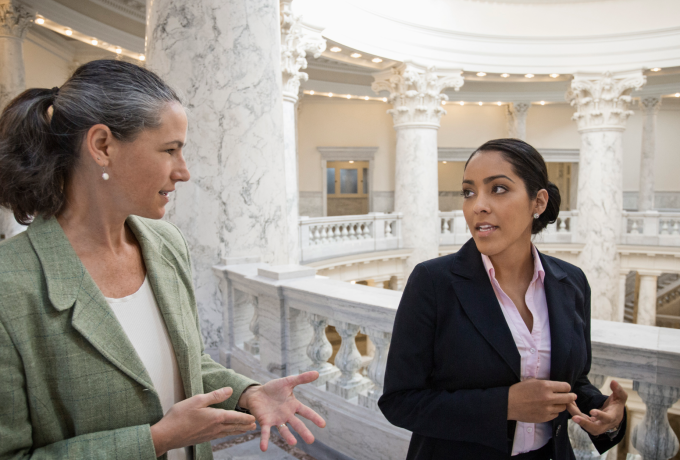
[296,403,326,428]
[260,424,271,452]
[284,371,320,388]
[287,415,315,444]
[277,423,298,445]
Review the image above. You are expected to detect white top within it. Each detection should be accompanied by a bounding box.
[105,276,189,460]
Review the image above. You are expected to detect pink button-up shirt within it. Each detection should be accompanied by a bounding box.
[481,245,552,455]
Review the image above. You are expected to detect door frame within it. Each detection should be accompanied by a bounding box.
[318,147,377,217]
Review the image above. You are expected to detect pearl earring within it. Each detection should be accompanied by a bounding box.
[102,167,109,181]
[533,213,539,219]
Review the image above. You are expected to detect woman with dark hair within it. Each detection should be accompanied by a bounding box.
[379,139,627,460]
[0,60,325,459]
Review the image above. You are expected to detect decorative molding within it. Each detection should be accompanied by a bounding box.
[507,101,530,140]
[90,0,145,23]
[372,64,464,129]
[438,147,580,163]
[280,0,325,102]
[24,25,74,61]
[640,95,662,114]
[0,1,33,39]
[317,146,377,161]
[567,71,646,132]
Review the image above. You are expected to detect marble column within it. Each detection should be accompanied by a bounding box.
[147,0,295,348]
[567,71,646,321]
[280,0,325,263]
[372,65,464,277]
[636,270,661,326]
[638,96,661,212]
[0,0,32,240]
[507,102,530,140]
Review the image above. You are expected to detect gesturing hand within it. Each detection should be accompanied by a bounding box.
[568,379,627,436]
[237,371,326,452]
[150,387,256,456]
[508,378,577,423]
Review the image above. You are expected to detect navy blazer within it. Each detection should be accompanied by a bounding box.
[379,238,626,460]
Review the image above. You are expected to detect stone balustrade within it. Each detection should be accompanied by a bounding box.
[299,212,403,263]
[214,260,680,460]
[623,211,680,246]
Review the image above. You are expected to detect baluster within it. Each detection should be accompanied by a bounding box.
[558,218,566,233]
[358,328,391,411]
[660,220,670,235]
[320,225,329,244]
[385,221,393,236]
[672,220,680,235]
[340,223,349,241]
[327,224,335,243]
[442,218,450,234]
[311,226,320,245]
[348,223,356,240]
[631,220,640,234]
[363,222,371,239]
[326,321,372,399]
[303,314,340,386]
[568,374,607,460]
[243,295,260,355]
[631,382,680,460]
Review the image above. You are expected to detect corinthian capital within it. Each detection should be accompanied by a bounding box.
[640,96,661,114]
[280,0,326,102]
[0,0,32,38]
[372,64,464,129]
[566,70,645,132]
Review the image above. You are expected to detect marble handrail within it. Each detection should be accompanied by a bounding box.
[216,261,680,460]
[299,212,403,263]
[623,211,680,246]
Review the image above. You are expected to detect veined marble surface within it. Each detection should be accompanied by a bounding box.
[147,0,294,347]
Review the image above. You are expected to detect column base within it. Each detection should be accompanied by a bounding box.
[243,339,259,355]
[327,375,372,400]
[304,363,340,387]
[358,388,382,411]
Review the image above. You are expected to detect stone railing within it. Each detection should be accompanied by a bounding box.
[623,211,680,247]
[214,261,680,460]
[299,213,403,263]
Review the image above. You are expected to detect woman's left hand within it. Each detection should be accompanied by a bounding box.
[237,371,326,452]
[567,379,627,436]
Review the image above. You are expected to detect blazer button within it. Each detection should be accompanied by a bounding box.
[556,425,561,437]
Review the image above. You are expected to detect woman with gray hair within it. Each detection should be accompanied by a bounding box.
[0,59,325,459]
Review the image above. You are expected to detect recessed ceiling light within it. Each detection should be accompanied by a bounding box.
[651,68,661,72]
[550,73,560,78]
[91,39,98,45]
[443,161,447,164]
[476,72,486,77]
[459,101,465,106]
[328,92,333,97]
[364,96,369,100]
[115,48,122,54]
[540,101,546,105]
[350,53,362,58]
[372,57,382,63]
[525,74,534,78]
[478,102,483,106]
[501,73,510,78]
[349,161,354,164]
[64,29,72,36]
[675,93,680,97]
[346,94,351,99]
[330,47,341,52]
[35,17,45,24]
[139,55,145,61]
[496,102,502,106]
[382,97,387,102]
[309,90,314,95]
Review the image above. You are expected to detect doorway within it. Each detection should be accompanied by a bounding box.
[326,161,369,216]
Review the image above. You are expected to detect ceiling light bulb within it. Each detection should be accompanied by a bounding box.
[346,94,351,99]
[328,92,333,97]
[309,90,314,95]
[139,55,145,61]
[496,102,502,106]
[540,101,546,105]
[349,161,354,164]
[476,72,486,77]
[372,58,382,63]
[364,96,369,100]
[675,93,680,97]
[35,17,45,25]
[443,161,447,164]
[91,39,98,45]
[550,73,560,78]
[64,29,73,36]
[350,53,361,58]
[525,74,534,78]
[115,47,122,54]
[651,68,661,72]
[382,97,387,102]
[501,73,510,78]
[459,101,465,106]
[330,46,341,52]
[478,102,483,106]
[442,101,446,105]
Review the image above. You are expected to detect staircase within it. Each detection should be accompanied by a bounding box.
[623,272,680,327]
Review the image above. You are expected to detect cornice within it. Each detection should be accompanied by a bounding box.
[24,26,75,61]
[90,0,144,23]
[317,147,378,161]
[438,147,580,162]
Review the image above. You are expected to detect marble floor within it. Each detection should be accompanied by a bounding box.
[213,439,297,460]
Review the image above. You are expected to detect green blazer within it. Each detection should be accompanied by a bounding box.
[0,215,257,459]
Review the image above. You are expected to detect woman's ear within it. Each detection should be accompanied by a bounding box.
[534,188,549,215]
[85,124,114,167]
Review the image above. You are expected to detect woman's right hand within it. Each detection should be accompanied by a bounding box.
[150,387,257,457]
[508,378,577,423]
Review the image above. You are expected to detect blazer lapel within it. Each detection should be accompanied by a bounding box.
[450,239,521,381]
[128,217,194,398]
[539,252,576,383]
[27,216,155,392]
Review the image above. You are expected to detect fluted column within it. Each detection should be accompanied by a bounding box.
[280,0,325,263]
[0,0,32,240]
[638,97,661,212]
[507,102,530,140]
[147,0,295,348]
[372,65,464,277]
[567,71,645,321]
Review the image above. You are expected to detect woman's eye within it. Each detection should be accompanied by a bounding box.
[166,149,175,154]
[492,185,507,194]
[461,189,474,198]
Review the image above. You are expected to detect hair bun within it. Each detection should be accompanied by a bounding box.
[541,182,561,225]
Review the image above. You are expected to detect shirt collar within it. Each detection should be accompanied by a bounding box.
[481,244,545,283]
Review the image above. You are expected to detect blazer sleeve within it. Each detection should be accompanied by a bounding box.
[171,222,259,411]
[571,276,627,453]
[0,318,157,460]
[379,264,512,454]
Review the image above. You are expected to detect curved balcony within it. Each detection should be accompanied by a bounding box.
[214,261,680,460]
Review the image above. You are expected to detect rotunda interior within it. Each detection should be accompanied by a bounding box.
[1,0,679,458]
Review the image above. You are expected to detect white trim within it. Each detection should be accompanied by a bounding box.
[29,0,144,53]
[90,0,145,23]
[318,147,378,216]
[438,147,580,163]
[24,27,75,62]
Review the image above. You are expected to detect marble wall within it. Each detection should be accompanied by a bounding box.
[146,0,294,348]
